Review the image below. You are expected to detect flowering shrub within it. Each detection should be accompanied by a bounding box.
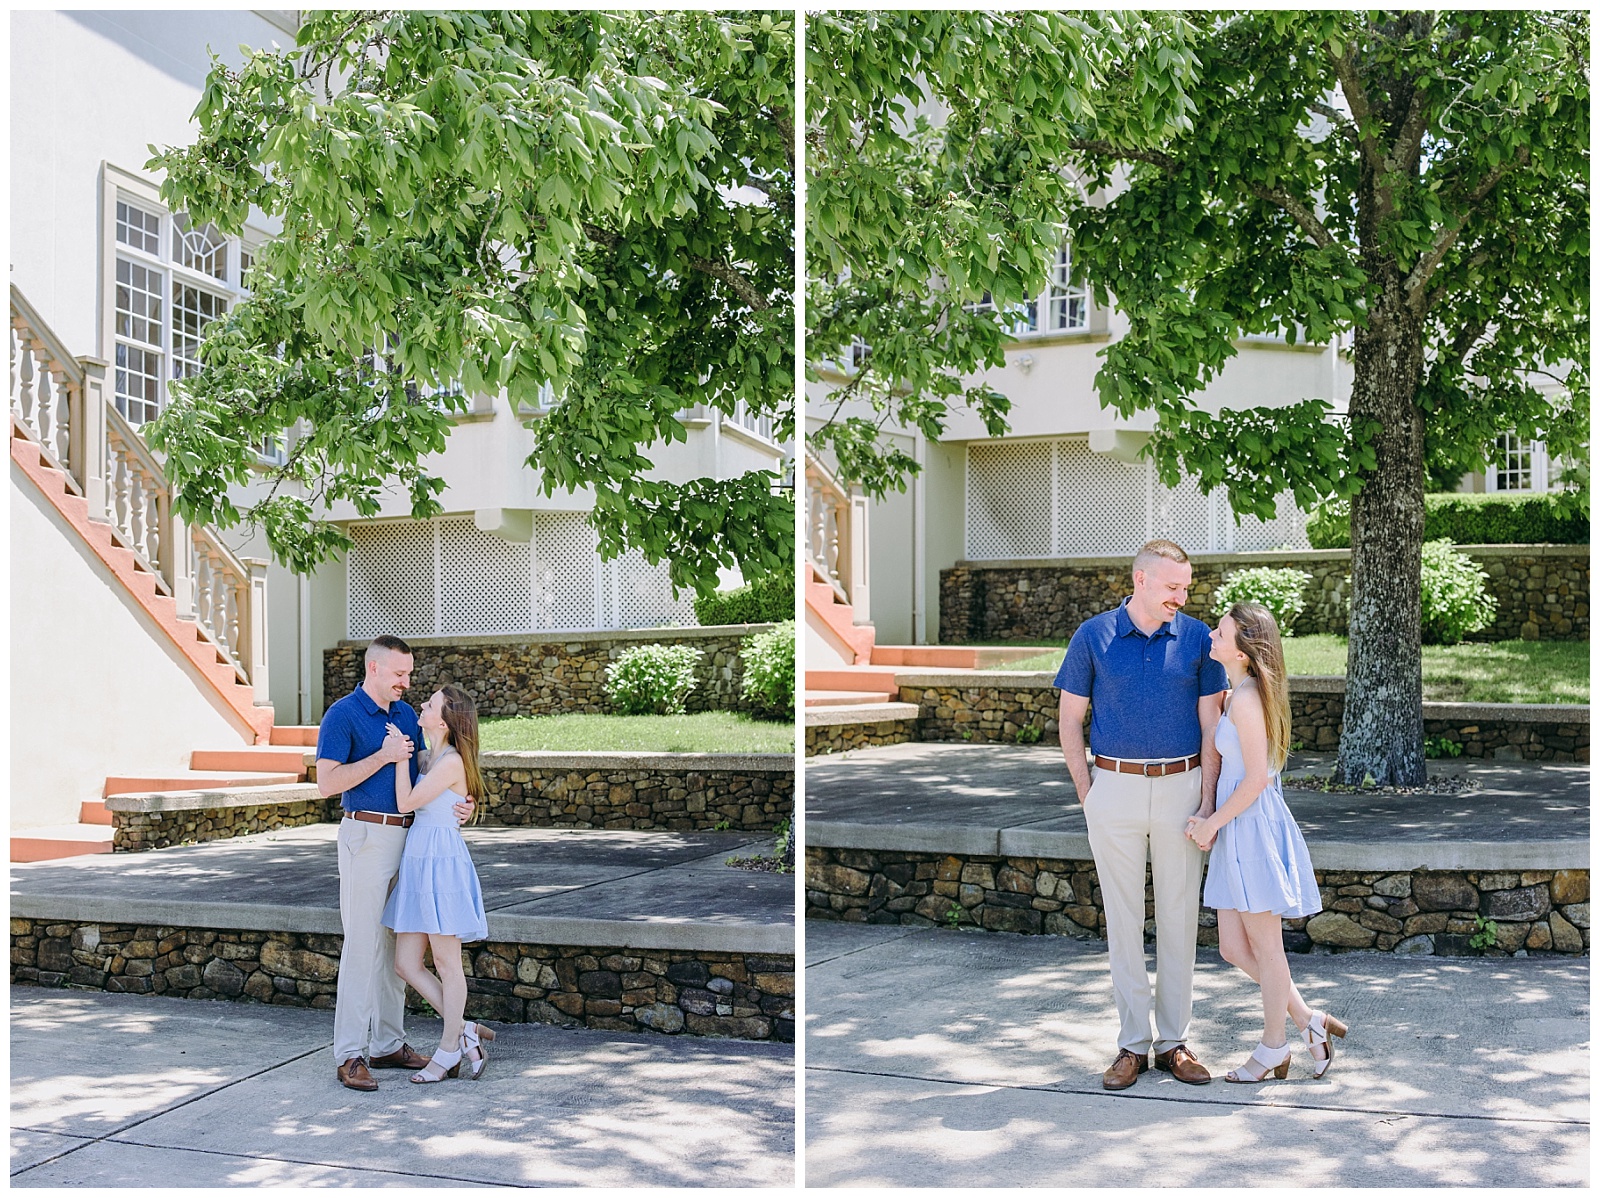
[1213,567,1312,635]
[605,644,702,715]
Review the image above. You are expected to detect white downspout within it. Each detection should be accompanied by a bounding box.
[912,431,926,645]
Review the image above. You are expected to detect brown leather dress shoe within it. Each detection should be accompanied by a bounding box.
[369,1043,431,1071]
[1102,1048,1149,1091]
[337,1057,378,1091]
[1154,1043,1212,1085]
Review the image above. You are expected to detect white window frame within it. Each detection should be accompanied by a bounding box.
[100,163,265,437]
[1486,432,1548,493]
[962,234,1089,339]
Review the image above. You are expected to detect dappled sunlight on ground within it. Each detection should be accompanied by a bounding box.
[805,926,1589,1187]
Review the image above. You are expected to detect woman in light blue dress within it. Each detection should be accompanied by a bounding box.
[1186,601,1347,1082]
[383,683,495,1083]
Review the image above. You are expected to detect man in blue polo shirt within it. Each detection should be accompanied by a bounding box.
[1056,539,1228,1091]
[317,634,471,1092]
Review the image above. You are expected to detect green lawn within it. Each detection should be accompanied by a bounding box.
[993,634,1588,704]
[478,711,794,754]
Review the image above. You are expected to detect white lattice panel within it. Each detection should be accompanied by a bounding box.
[1055,438,1150,557]
[348,521,437,639]
[612,549,695,630]
[439,518,532,634]
[1230,492,1310,552]
[1153,467,1214,553]
[966,441,1053,559]
[532,511,598,631]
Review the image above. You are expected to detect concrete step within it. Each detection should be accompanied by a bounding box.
[805,668,900,697]
[190,747,311,777]
[870,645,1052,669]
[12,824,116,863]
[269,726,320,746]
[805,689,892,708]
[103,771,301,797]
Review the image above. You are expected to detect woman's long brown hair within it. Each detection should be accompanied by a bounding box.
[1226,601,1292,772]
[435,684,484,823]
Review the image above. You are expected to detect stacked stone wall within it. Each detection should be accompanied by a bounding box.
[804,848,1590,958]
[886,681,1587,761]
[479,761,793,831]
[324,626,777,718]
[804,717,918,757]
[113,797,339,852]
[941,547,1588,644]
[9,920,793,1041]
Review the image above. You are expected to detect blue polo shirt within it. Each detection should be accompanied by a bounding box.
[1054,599,1228,760]
[316,687,424,814]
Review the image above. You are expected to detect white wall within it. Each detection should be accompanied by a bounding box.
[12,464,250,830]
[10,10,292,357]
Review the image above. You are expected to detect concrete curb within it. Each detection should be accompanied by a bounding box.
[104,784,323,813]
[480,751,795,771]
[8,895,794,954]
[335,624,777,649]
[803,703,920,727]
[805,820,1589,872]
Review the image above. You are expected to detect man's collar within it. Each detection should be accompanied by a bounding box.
[355,686,388,714]
[1117,596,1174,639]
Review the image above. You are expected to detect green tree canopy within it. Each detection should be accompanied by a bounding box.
[148,9,794,594]
[809,10,1589,784]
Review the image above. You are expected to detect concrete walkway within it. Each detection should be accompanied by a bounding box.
[804,921,1589,1188]
[11,823,793,953]
[11,988,793,1187]
[806,744,1588,869]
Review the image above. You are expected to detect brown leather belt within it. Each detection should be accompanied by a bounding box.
[1093,754,1201,777]
[344,810,413,827]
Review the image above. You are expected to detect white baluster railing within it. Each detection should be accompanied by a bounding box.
[804,450,870,623]
[10,284,266,696]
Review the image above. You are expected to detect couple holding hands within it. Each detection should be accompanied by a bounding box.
[316,635,497,1092]
[1058,540,1348,1089]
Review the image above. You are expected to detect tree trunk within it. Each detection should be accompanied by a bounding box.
[1335,285,1428,786]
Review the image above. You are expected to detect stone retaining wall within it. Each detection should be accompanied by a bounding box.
[478,755,793,832]
[324,626,778,719]
[1287,682,1587,761]
[941,546,1588,644]
[108,754,795,852]
[887,677,1588,761]
[805,847,1590,958]
[9,919,794,1042]
[804,716,918,758]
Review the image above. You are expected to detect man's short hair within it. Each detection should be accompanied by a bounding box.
[365,635,413,668]
[1132,539,1190,581]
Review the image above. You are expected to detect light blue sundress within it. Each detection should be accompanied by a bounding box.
[1202,702,1322,918]
[381,760,489,943]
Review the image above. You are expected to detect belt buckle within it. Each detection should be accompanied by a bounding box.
[1144,762,1161,777]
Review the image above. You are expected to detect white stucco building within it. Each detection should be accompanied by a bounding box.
[11,10,785,835]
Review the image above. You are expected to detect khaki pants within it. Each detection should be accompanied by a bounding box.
[1082,763,1204,1055]
[332,817,409,1064]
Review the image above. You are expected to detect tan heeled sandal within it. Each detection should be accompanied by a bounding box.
[1302,1011,1347,1079]
[1224,1041,1291,1083]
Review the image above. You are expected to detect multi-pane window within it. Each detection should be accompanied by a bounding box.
[1046,241,1089,332]
[112,197,252,428]
[962,236,1088,338]
[1494,433,1535,491]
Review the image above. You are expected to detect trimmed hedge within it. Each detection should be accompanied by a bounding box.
[694,570,795,625]
[1308,492,1589,549]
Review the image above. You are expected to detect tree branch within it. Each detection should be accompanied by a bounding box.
[1387,84,1432,175]
[1325,40,1385,176]
[1405,146,1526,309]
[1244,182,1338,250]
[581,221,770,311]
[1068,139,1181,173]
[1308,100,1358,144]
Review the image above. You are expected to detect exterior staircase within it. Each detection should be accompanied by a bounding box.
[10,284,297,863]
[12,726,321,862]
[803,450,1044,708]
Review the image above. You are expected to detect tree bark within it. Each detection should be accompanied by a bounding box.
[1335,281,1428,786]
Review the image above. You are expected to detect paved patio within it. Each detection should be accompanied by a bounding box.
[11,822,794,953]
[806,745,1588,869]
[12,988,793,1187]
[804,921,1589,1187]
